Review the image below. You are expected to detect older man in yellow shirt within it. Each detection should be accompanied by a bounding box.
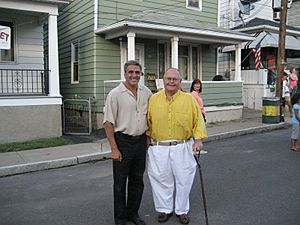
[146,68,207,224]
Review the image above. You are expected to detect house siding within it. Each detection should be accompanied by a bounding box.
[0,12,44,70]
[58,0,219,109]
[98,0,218,26]
[288,0,300,28]
[181,81,243,106]
[58,0,96,100]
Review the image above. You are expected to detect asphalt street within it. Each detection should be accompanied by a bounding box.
[1,127,300,225]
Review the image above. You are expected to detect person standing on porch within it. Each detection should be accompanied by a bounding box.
[190,79,206,122]
[146,68,207,224]
[103,60,152,225]
[190,79,208,154]
[266,52,276,85]
[281,72,293,119]
[289,66,298,96]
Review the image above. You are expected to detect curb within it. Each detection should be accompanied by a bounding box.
[205,122,289,142]
[0,152,111,177]
[0,122,290,177]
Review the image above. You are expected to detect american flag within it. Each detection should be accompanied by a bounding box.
[252,43,261,70]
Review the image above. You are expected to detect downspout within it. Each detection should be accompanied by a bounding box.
[94,0,98,30]
[217,0,220,27]
[216,0,220,75]
[93,0,98,99]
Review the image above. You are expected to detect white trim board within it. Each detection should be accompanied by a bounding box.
[0,96,62,106]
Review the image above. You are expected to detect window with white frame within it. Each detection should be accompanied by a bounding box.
[186,0,202,10]
[0,21,14,62]
[71,41,79,84]
[158,43,201,80]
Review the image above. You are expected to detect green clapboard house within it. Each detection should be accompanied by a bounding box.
[58,0,253,131]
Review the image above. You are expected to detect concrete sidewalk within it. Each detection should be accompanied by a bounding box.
[0,109,290,177]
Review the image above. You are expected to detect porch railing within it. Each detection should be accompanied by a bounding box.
[0,69,49,96]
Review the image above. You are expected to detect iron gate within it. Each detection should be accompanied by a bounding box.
[62,98,95,135]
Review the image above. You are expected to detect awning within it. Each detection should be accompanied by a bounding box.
[221,31,300,52]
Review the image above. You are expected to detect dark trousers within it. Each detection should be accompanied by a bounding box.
[113,132,147,223]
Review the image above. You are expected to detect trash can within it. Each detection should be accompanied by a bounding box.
[262,97,280,124]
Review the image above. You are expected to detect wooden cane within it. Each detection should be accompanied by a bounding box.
[194,153,209,225]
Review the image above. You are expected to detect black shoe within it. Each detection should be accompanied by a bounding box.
[115,221,126,225]
[127,216,145,225]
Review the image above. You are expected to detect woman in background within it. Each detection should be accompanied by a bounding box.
[190,79,206,120]
[190,79,207,154]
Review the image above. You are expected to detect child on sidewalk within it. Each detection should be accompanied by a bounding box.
[290,93,300,152]
[281,73,293,119]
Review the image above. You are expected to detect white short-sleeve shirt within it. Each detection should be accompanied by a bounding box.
[103,82,152,136]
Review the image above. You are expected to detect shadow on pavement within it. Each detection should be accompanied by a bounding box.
[63,128,106,144]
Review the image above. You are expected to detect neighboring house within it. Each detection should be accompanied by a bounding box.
[219,0,300,110]
[219,0,273,29]
[57,0,253,129]
[0,0,69,144]
[218,0,274,77]
[221,17,300,109]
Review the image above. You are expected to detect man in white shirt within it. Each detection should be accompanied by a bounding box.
[103,60,152,225]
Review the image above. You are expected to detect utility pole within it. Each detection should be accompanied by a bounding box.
[275,0,288,98]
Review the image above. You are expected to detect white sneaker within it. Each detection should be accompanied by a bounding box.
[200,150,208,154]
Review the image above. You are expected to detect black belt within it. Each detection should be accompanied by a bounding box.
[115,131,145,140]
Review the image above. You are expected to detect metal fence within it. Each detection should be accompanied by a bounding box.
[0,69,49,95]
[62,98,96,135]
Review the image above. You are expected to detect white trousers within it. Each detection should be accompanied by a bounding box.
[147,139,196,215]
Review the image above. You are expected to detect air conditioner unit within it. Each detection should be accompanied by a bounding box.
[288,0,293,9]
[273,11,280,21]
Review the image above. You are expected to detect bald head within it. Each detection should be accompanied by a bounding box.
[163,68,182,80]
[163,68,182,97]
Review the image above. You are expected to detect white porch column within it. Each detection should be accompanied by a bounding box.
[171,36,179,69]
[48,14,61,97]
[127,32,135,60]
[235,43,242,81]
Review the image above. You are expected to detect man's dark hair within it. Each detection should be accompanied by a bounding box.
[124,60,142,73]
[291,92,300,105]
[212,75,225,81]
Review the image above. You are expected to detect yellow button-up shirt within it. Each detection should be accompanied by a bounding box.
[147,90,207,141]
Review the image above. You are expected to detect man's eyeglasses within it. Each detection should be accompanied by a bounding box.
[164,77,180,82]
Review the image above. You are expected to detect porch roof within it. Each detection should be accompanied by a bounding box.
[95,12,253,45]
[221,29,300,52]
